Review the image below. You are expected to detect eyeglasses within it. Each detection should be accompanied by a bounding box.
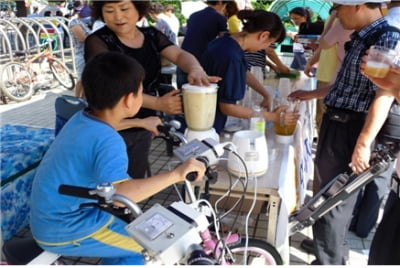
[332,4,343,11]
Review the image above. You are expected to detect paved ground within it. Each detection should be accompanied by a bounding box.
[0,86,378,265]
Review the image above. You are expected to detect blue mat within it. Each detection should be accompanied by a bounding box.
[1,124,54,241]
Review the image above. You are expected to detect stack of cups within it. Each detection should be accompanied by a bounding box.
[274,78,298,143]
[278,78,291,98]
[251,66,264,105]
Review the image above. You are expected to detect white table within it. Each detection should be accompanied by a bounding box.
[209,72,316,263]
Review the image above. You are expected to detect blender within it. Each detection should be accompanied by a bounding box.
[182,83,219,142]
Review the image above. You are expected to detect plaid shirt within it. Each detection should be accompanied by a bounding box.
[324,18,400,113]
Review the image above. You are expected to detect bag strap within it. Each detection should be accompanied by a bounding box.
[364,25,400,48]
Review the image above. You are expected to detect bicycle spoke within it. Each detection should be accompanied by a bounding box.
[0,63,34,102]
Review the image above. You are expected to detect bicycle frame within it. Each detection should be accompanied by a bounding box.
[23,43,55,76]
[26,47,52,67]
[200,229,241,265]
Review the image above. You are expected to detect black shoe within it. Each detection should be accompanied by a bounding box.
[300,239,315,254]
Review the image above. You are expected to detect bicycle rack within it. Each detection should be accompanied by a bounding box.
[0,16,76,103]
[0,17,75,75]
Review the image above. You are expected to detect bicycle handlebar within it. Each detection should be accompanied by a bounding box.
[58,185,98,200]
[58,183,143,217]
[156,119,188,145]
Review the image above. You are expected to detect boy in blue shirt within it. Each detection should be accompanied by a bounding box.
[30,52,205,265]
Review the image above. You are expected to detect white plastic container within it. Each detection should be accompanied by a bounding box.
[228,130,268,178]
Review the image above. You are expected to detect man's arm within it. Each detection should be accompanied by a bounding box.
[351,89,395,173]
[289,84,331,101]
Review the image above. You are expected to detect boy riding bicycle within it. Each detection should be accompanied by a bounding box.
[30,52,205,265]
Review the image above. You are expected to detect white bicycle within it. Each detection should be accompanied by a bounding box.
[2,122,282,265]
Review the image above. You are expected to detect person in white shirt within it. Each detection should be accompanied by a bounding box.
[161,4,180,45]
[386,0,400,26]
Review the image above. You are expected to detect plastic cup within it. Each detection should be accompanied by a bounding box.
[278,78,291,98]
[273,97,300,143]
[365,46,397,78]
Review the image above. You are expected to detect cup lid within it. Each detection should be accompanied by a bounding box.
[182,83,218,93]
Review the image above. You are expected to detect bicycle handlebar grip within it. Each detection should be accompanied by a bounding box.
[185,171,198,182]
[185,157,208,182]
[157,124,170,135]
[59,185,97,200]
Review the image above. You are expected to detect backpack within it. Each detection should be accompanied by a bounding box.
[54,95,88,136]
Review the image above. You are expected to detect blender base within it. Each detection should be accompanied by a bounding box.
[184,128,220,143]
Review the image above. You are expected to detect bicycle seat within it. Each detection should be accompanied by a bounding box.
[2,237,43,265]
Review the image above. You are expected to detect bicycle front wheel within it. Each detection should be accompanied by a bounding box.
[227,238,283,265]
[49,59,75,90]
[0,62,34,102]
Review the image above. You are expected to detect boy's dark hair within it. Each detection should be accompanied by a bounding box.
[82,52,145,110]
[238,10,286,44]
[91,1,150,21]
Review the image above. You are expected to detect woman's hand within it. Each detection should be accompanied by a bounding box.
[303,62,315,77]
[187,67,222,86]
[140,116,162,135]
[276,64,291,74]
[260,94,272,111]
[117,116,161,133]
[157,90,183,114]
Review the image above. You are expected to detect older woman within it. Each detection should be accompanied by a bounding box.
[85,1,218,179]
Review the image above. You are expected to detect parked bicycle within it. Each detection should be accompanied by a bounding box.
[0,39,75,103]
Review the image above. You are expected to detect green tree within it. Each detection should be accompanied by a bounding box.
[251,0,274,11]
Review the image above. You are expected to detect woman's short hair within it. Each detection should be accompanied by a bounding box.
[82,52,145,110]
[91,1,150,22]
